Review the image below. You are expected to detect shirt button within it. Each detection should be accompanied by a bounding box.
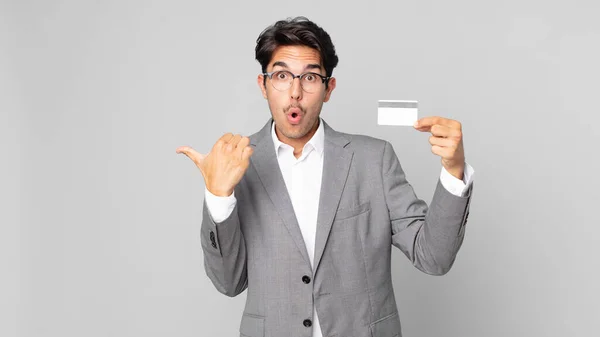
[303,319,312,327]
[302,275,311,284]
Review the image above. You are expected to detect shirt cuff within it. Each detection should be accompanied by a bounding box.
[204,188,237,223]
[440,162,475,197]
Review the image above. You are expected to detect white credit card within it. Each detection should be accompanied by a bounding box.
[377,100,418,126]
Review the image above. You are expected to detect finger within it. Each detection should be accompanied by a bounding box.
[436,125,462,139]
[223,134,242,153]
[414,123,444,135]
[235,136,251,157]
[215,133,235,151]
[431,145,452,158]
[237,136,250,148]
[241,145,254,161]
[414,116,441,128]
[218,133,235,143]
[176,145,194,156]
[414,119,437,132]
[429,136,456,148]
[230,134,243,147]
[415,116,460,129]
[176,146,206,164]
[417,124,461,139]
[430,124,460,138]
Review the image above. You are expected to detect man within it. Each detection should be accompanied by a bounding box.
[177,16,474,337]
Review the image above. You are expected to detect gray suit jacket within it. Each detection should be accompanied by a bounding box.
[201,118,473,337]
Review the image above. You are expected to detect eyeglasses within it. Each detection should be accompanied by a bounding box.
[263,70,330,93]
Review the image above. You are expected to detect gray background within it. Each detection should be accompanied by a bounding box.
[2,0,599,336]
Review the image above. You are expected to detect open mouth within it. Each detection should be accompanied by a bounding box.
[287,111,302,124]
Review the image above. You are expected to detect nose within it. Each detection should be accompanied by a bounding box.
[290,77,302,100]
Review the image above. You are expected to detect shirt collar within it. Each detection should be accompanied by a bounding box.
[271,117,325,156]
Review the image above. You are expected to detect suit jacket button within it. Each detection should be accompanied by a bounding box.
[209,231,217,248]
[303,319,312,327]
[302,275,311,284]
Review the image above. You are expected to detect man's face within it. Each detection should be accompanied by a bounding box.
[258,45,336,143]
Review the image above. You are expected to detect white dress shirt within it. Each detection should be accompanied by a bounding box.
[204,118,475,337]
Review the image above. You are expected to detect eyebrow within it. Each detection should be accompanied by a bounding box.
[272,61,322,72]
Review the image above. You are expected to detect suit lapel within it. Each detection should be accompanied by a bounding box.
[250,119,310,265]
[313,121,353,273]
[249,118,353,272]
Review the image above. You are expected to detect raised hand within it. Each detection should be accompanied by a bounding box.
[414,117,465,180]
[176,133,254,196]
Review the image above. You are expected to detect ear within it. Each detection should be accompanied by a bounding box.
[323,77,336,102]
[257,74,268,99]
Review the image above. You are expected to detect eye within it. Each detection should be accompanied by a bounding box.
[303,73,316,82]
[275,71,289,80]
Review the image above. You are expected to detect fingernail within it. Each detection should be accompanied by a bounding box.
[413,121,419,127]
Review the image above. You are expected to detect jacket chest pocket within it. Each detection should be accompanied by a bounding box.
[334,201,371,222]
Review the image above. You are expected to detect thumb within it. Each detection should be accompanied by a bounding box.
[176,146,207,169]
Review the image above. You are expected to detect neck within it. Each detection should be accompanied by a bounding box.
[275,118,319,158]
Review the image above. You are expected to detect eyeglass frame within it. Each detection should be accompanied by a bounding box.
[262,70,331,92]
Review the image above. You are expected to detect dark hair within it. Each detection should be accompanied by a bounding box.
[255,16,339,87]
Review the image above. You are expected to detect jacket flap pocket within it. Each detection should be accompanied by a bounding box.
[335,201,371,221]
[239,313,264,337]
[370,311,401,337]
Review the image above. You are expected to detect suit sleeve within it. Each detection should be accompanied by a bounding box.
[382,141,473,275]
[201,186,248,297]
